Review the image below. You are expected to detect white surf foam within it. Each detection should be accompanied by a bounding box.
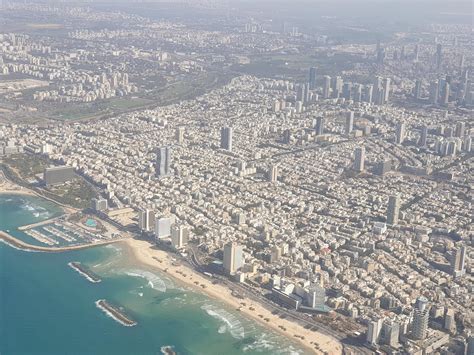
[95,300,136,327]
[201,304,245,339]
[125,269,167,292]
[243,332,303,354]
[160,345,176,355]
[0,238,41,253]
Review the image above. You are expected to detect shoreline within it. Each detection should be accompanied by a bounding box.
[123,238,343,355]
[0,179,343,354]
[0,171,77,214]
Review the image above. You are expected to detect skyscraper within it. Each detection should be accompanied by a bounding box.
[395,123,406,144]
[414,79,422,99]
[303,82,310,103]
[412,296,430,340]
[419,126,428,147]
[332,76,343,98]
[306,284,326,310]
[375,160,391,176]
[154,216,172,239]
[322,75,331,99]
[354,147,365,172]
[429,80,439,104]
[342,82,352,100]
[315,116,325,136]
[220,126,233,151]
[387,195,400,225]
[176,126,185,144]
[441,82,450,106]
[296,85,304,102]
[455,122,465,138]
[223,242,243,274]
[156,146,172,177]
[382,78,391,103]
[268,164,278,182]
[171,224,189,249]
[363,84,373,103]
[436,43,442,70]
[139,209,155,232]
[283,129,291,144]
[345,111,354,134]
[451,245,466,278]
[353,83,363,102]
[373,76,383,104]
[367,319,382,345]
[382,320,400,347]
[309,67,317,90]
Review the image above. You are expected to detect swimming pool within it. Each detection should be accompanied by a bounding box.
[85,218,97,228]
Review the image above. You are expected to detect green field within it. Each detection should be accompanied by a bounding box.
[230,52,367,81]
[20,71,234,122]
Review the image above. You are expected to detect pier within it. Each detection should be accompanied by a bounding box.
[0,230,127,253]
[18,216,64,231]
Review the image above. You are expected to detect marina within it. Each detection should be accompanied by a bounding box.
[68,262,101,283]
[24,228,58,246]
[95,299,137,327]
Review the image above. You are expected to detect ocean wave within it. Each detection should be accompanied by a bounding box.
[104,244,123,258]
[22,202,35,211]
[106,244,122,251]
[242,334,275,352]
[243,333,303,354]
[125,269,167,292]
[22,202,47,213]
[0,238,41,253]
[161,295,187,307]
[201,304,245,339]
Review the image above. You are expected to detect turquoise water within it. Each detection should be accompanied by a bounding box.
[85,218,97,228]
[0,194,304,355]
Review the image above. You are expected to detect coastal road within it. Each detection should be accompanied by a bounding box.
[186,245,371,354]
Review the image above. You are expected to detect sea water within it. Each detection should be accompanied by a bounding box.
[0,194,305,355]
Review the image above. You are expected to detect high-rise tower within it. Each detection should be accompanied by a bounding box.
[346,111,354,134]
[309,67,317,90]
[387,195,400,225]
[156,146,171,177]
[412,296,430,340]
[220,126,233,151]
[223,242,243,274]
[354,147,365,172]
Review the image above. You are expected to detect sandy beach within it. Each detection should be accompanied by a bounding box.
[0,171,77,214]
[124,238,343,355]
[0,171,36,196]
[0,173,343,354]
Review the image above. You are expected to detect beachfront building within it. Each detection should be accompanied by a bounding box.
[92,198,108,212]
[138,209,155,232]
[223,242,243,274]
[171,224,189,249]
[154,216,173,240]
[43,166,74,186]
